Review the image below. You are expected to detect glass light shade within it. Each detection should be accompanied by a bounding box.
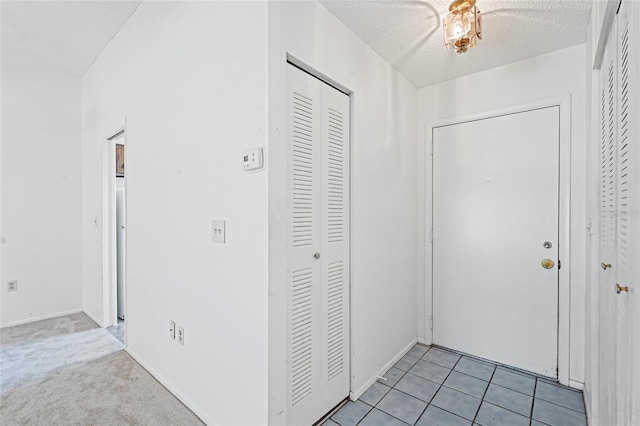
[443,1,482,54]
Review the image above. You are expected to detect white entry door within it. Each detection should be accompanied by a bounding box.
[432,107,560,377]
[286,65,350,425]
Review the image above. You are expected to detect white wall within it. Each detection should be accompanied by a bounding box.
[268,2,418,423]
[1,44,83,327]
[81,2,269,425]
[417,45,587,386]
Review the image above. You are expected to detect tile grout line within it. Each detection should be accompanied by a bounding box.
[530,377,538,424]
[471,362,498,424]
[336,345,586,426]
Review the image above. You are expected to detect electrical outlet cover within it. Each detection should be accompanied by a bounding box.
[177,326,184,345]
[169,320,175,339]
[7,280,17,292]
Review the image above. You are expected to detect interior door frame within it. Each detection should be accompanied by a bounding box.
[102,122,127,344]
[425,94,572,386]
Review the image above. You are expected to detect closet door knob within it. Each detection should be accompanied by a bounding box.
[601,262,612,270]
[314,253,321,260]
[615,283,629,294]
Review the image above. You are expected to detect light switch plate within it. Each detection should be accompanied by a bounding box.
[212,220,226,243]
[242,147,264,172]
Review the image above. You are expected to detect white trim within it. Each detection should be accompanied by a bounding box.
[593,0,622,70]
[349,338,418,401]
[126,348,214,425]
[0,309,83,328]
[569,379,585,390]
[425,94,572,386]
[286,53,352,95]
[102,124,126,330]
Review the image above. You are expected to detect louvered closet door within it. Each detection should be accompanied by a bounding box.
[614,2,637,423]
[598,3,639,425]
[598,26,618,426]
[286,64,350,426]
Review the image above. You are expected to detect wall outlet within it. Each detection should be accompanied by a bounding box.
[7,280,17,292]
[177,326,184,345]
[169,320,175,339]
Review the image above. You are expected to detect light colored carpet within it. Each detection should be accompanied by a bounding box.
[1,313,204,425]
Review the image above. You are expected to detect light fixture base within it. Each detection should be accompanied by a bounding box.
[449,0,476,14]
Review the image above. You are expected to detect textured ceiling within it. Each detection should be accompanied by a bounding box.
[1,1,591,84]
[319,0,592,87]
[1,0,142,76]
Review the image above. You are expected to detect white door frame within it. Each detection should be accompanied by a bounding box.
[425,95,571,385]
[103,123,127,339]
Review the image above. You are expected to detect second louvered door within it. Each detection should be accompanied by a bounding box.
[598,2,639,425]
[286,64,350,426]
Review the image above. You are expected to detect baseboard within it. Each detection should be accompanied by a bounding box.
[82,309,104,328]
[126,348,216,426]
[0,309,83,328]
[417,337,428,345]
[350,338,418,401]
[569,379,584,390]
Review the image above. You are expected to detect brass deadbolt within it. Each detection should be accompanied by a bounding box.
[542,259,555,269]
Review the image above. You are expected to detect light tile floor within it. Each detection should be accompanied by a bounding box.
[326,344,587,426]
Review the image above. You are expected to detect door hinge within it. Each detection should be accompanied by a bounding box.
[558,260,561,269]
[430,316,433,330]
[430,141,434,156]
[430,229,434,243]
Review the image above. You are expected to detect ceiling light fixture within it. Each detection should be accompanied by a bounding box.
[443,0,482,54]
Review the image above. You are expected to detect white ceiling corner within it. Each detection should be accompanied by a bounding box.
[1,0,142,76]
[319,0,593,87]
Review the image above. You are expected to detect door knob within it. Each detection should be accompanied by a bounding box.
[314,253,321,260]
[541,259,554,269]
[601,262,612,270]
[615,283,629,294]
